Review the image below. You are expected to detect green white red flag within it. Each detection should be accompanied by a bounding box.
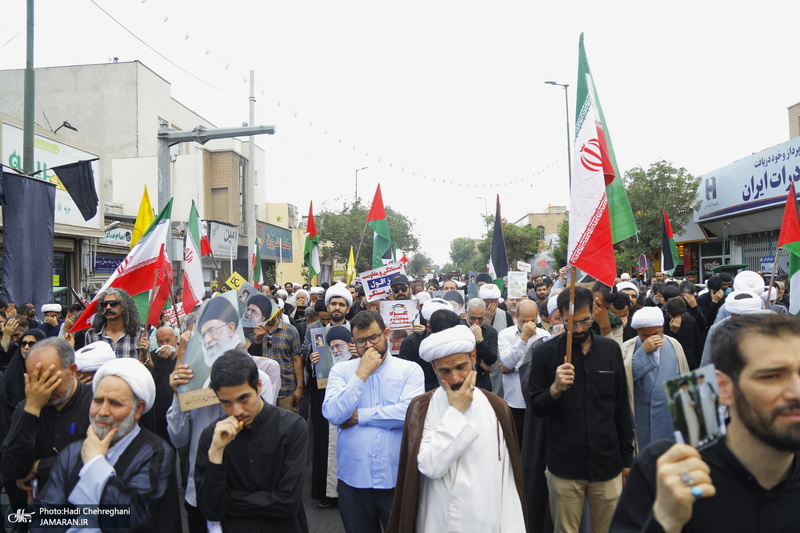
[777,183,800,315]
[182,200,205,314]
[71,199,174,331]
[304,202,321,277]
[367,185,393,268]
[569,34,631,287]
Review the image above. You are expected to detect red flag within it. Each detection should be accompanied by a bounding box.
[198,219,213,256]
[778,183,800,251]
[147,248,173,326]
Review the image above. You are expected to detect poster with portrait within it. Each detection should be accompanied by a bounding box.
[178,291,248,411]
[433,290,466,317]
[467,271,480,300]
[507,271,528,299]
[380,300,418,355]
[310,327,334,389]
[663,364,725,449]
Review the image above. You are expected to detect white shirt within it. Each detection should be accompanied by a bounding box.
[416,388,525,533]
[498,325,550,408]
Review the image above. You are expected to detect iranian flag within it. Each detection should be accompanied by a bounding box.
[576,33,637,244]
[71,199,174,332]
[252,239,263,288]
[182,200,206,314]
[661,209,680,275]
[368,184,393,268]
[568,34,624,287]
[778,183,800,315]
[304,202,321,277]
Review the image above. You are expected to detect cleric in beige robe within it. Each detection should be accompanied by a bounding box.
[387,325,527,533]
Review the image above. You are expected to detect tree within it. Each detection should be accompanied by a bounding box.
[614,160,701,273]
[317,200,420,273]
[405,252,433,278]
[448,217,540,276]
[503,222,540,264]
[449,237,478,271]
[552,219,569,269]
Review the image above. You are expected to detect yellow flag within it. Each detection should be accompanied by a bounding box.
[131,186,154,248]
[346,245,356,284]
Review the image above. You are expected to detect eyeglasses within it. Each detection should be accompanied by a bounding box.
[101,300,121,308]
[468,315,485,323]
[572,318,594,329]
[392,285,409,293]
[353,332,383,347]
[20,340,37,347]
[201,324,227,339]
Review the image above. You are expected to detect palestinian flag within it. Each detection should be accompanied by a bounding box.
[488,195,509,279]
[778,183,800,315]
[368,184,393,268]
[71,199,173,331]
[182,200,205,314]
[661,209,680,275]
[576,33,637,244]
[304,202,321,277]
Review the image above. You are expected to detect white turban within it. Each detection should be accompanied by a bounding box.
[630,307,665,329]
[616,281,639,296]
[422,298,456,321]
[293,283,301,289]
[620,273,631,280]
[479,284,501,300]
[762,287,778,303]
[726,290,763,315]
[42,303,62,313]
[325,283,353,307]
[277,298,285,310]
[276,289,288,299]
[733,270,765,293]
[93,358,156,413]
[419,325,476,363]
[75,341,116,372]
[416,292,431,306]
[547,296,559,316]
[295,289,310,301]
[310,286,324,295]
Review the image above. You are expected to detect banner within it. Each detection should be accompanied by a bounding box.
[516,261,531,273]
[0,171,56,317]
[507,271,528,299]
[359,262,406,302]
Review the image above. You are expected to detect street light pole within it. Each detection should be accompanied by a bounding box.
[545,81,571,185]
[355,166,368,203]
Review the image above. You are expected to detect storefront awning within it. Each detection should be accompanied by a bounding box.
[674,221,709,243]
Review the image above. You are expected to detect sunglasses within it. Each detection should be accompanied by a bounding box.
[101,300,121,308]
[20,340,37,347]
[392,285,409,293]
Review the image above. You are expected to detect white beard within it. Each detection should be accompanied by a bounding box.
[203,333,242,367]
[91,408,136,444]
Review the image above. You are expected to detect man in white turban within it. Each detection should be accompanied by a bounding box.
[387,325,527,533]
[36,357,181,532]
[621,306,690,451]
[700,289,769,367]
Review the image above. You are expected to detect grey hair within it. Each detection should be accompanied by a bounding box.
[28,337,75,368]
[466,298,486,313]
[92,288,141,338]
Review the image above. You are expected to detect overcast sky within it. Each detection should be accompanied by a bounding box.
[3,0,799,266]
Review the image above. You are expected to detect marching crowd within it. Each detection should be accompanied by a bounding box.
[0,266,799,533]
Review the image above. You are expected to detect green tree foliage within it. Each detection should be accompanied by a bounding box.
[614,160,701,273]
[449,237,478,271]
[405,252,434,278]
[317,201,420,273]
[552,219,569,269]
[448,217,540,275]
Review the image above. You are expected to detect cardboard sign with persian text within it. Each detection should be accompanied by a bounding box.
[359,262,407,302]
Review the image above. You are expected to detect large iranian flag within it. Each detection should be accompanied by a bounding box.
[778,183,800,315]
[568,34,627,287]
[368,185,393,268]
[182,200,206,314]
[304,201,321,277]
[576,33,637,245]
[71,199,174,331]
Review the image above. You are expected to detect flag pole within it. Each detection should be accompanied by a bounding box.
[354,220,370,271]
[767,247,781,307]
[564,265,577,365]
[169,289,182,331]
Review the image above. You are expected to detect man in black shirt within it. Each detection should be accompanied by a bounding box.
[195,351,309,533]
[530,287,633,533]
[610,313,800,533]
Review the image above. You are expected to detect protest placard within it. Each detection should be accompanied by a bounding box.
[359,262,407,302]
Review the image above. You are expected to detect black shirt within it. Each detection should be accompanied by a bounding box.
[610,438,800,533]
[530,333,634,481]
[398,330,438,391]
[459,321,498,380]
[195,400,309,533]
[0,380,93,486]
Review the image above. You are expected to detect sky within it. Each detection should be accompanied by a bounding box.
[2,0,800,266]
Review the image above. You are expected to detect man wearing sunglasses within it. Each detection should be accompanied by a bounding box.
[389,274,413,301]
[322,310,424,533]
[84,288,146,358]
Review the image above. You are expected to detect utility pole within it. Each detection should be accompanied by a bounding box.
[157,120,275,267]
[247,70,257,282]
[23,0,35,173]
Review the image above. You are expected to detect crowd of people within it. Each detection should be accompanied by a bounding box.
[0,265,798,533]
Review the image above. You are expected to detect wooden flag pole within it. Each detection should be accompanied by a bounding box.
[564,265,577,364]
[767,248,781,307]
[353,220,370,272]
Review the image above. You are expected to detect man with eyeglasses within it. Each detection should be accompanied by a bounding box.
[322,310,424,533]
[529,287,633,533]
[84,288,148,359]
[463,298,499,393]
